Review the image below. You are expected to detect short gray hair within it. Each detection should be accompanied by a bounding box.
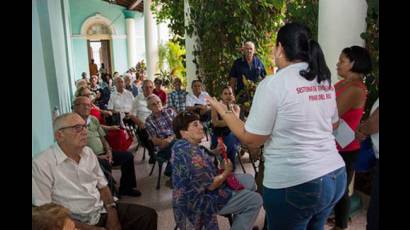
[244,41,255,49]
[52,113,77,133]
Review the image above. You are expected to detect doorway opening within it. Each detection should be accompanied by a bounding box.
[87,40,112,76]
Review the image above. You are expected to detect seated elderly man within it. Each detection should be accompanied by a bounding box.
[73,96,141,197]
[167,78,188,113]
[129,80,156,163]
[186,79,211,122]
[32,113,157,230]
[124,73,139,97]
[107,76,134,125]
[145,94,177,176]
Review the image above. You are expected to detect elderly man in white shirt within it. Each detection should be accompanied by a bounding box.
[32,113,157,230]
[107,76,134,126]
[128,79,157,163]
[186,79,211,122]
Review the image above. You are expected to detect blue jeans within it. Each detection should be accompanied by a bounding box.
[211,132,240,170]
[263,167,347,230]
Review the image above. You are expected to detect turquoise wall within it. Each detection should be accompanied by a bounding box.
[112,38,128,74]
[32,0,55,156]
[33,0,74,156]
[69,0,145,80]
[72,39,88,80]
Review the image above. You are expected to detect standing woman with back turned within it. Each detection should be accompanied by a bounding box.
[207,22,347,229]
[332,46,371,230]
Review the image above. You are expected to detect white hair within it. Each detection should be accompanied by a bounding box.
[52,112,78,133]
[244,41,255,49]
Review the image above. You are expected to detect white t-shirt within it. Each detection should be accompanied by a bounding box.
[370,98,379,159]
[245,62,345,189]
[131,93,152,124]
[186,91,210,107]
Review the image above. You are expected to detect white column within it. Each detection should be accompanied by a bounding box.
[123,10,137,69]
[144,0,158,81]
[318,0,368,84]
[184,0,197,93]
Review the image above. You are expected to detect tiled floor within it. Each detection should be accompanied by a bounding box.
[113,140,367,230]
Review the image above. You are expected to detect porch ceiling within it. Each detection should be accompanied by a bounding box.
[101,0,144,12]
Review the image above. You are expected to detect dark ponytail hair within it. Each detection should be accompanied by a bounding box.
[276,23,331,85]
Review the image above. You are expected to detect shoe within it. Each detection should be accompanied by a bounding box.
[119,188,142,197]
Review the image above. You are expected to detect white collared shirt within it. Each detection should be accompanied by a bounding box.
[185,91,210,107]
[131,93,152,124]
[32,144,108,225]
[107,89,135,113]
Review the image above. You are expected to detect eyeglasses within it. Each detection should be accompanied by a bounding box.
[58,124,88,133]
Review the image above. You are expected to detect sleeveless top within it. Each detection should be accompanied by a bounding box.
[335,79,367,152]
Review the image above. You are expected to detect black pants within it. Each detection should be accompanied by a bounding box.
[96,203,158,230]
[334,150,360,228]
[367,159,379,230]
[136,128,155,158]
[98,151,137,192]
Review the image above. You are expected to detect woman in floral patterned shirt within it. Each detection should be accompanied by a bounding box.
[171,112,262,230]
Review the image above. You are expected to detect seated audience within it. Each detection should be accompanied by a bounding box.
[167,78,188,113]
[75,79,88,89]
[32,203,76,230]
[90,75,101,94]
[32,112,157,230]
[145,94,177,176]
[153,78,167,106]
[107,76,134,119]
[75,86,113,125]
[171,112,262,229]
[129,80,156,163]
[186,79,211,122]
[74,96,141,197]
[210,86,241,171]
[99,73,114,109]
[81,72,89,82]
[124,73,139,97]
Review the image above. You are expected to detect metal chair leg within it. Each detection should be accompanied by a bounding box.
[156,162,163,190]
[149,161,156,176]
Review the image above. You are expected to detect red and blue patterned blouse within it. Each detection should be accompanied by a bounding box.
[171,139,233,229]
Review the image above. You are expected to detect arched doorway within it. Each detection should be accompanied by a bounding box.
[81,14,115,76]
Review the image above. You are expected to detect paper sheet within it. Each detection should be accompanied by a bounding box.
[333,119,355,148]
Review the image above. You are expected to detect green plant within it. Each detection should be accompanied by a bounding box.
[186,0,287,96]
[284,0,319,40]
[361,0,379,119]
[152,0,319,97]
[156,40,187,90]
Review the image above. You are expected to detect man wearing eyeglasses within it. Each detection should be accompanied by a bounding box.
[73,96,141,198]
[32,112,158,230]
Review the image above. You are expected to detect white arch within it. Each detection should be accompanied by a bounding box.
[80,13,117,38]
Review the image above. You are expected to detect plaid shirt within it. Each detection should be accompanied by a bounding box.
[168,90,188,113]
[145,107,176,140]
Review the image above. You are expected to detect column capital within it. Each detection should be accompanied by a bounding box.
[122,10,136,19]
